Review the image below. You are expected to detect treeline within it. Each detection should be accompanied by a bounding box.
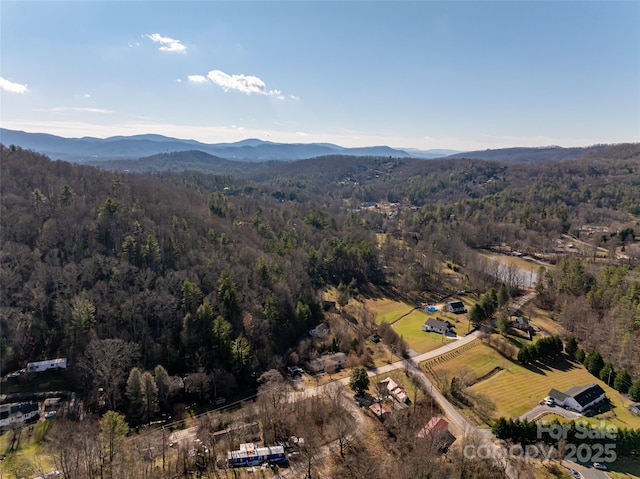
[492,417,640,458]
[517,335,563,364]
[564,338,640,401]
[535,258,640,377]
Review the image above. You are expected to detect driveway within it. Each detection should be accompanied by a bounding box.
[562,460,611,479]
[519,404,582,422]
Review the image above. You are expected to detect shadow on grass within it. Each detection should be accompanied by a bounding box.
[520,353,580,375]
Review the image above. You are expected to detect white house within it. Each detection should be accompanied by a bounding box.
[0,402,39,429]
[377,377,409,404]
[422,318,451,335]
[26,358,67,373]
[547,383,606,413]
[444,301,466,314]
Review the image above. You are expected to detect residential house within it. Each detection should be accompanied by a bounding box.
[422,318,451,335]
[323,352,347,369]
[0,402,39,430]
[307,352,347,374]
[547,383,606,413]
[512,316,532,333]
[309,323,329,337]
[377,377,409,404]
[445,301,466,314]
[369,402,392,421]
[417,416,456,450]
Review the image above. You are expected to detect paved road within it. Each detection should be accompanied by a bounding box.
[562,460,611,479]
[508,291,537,314]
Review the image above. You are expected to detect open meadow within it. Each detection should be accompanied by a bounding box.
[423,342,640,431]
[362,297,463,354]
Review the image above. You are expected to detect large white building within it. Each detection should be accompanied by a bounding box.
[26,358,67,373]
[547,383,606,413]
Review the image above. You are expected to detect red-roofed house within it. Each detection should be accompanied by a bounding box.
[417,416,455,450]
[369,402,392,421]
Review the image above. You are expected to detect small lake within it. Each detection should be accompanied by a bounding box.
[480,252,539,288]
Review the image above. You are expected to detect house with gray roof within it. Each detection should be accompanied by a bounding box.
[445,301,466,314]
[547,383,606,413]
[422,318,451,335]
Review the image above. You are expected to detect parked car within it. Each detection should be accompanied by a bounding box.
[544,398,554,406]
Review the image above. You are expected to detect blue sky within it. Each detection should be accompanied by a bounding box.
[1,1,638,151]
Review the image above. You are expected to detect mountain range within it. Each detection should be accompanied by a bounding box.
[0,128,458,162]
[2,129,634,171]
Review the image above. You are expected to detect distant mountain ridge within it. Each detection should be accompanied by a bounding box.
[445,145,607,163]
[0,128,435,162]
[2,128,633,167]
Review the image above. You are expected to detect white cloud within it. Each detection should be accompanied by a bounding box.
[146,33,187,53]
[296,131,308,136]
[188,69,287,99]
[187,75,208,84]
[0,77,28,94]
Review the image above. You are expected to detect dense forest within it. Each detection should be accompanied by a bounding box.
[1,142,639,477]
[2,143,640,396]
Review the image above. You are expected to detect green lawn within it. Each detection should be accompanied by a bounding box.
[0,421,55,477]
[425,342,640,431]
[392,310,456,354]
[424,340,502,382]
[364,297,416,324]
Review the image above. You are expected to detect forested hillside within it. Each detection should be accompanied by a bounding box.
[0,145,381,409]
[2,142,640,406]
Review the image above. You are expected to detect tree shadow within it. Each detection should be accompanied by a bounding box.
[521,362,548,375]
[522,353,579,375]
[547,354,578,372]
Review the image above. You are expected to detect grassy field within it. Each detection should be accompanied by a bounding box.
[0,421,55,477]
[424,340,504,384]
[363,297,416,324]
[363,296,473,354]
[392,310,456,353]
[424,342,640,431]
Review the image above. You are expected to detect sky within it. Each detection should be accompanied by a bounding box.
[1,1,639,151]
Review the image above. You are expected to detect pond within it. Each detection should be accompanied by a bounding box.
[480,252,539,288]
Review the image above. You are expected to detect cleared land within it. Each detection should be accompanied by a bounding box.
[392,310,456,353]
[424,342,640,431]
[363,297,415,324]
[363,297,463,354]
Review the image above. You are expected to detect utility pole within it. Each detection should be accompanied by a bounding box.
[162,426,165,472]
